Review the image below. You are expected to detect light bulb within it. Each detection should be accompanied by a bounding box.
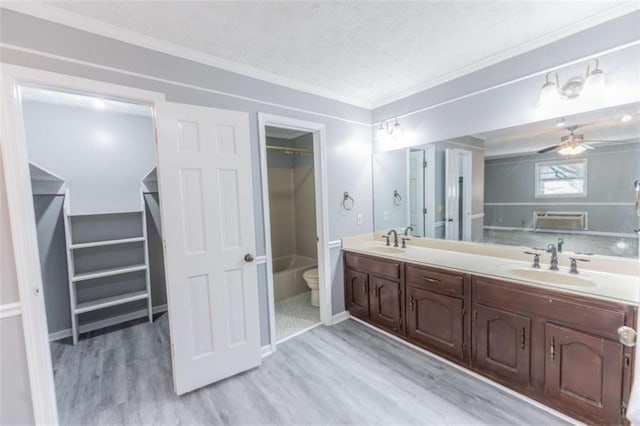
[392,119,403,139]
[92,99,105,109]
[538,82,558,106]
[584,69,605,92]
[376,125,386,141]
[558,143,586,156]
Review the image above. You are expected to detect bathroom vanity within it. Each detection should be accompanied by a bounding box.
[342,234,640,425]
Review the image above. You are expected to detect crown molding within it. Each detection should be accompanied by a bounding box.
[368,1,640,109]
[3,2,639,111]
[1,3,373,109]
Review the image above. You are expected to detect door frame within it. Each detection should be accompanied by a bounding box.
[0,63,166,424]
[257,113,331,353]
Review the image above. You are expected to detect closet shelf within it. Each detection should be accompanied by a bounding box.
[74,290,149,314]
[72,264,148,282]
[67,210,143,217]
[70,237,145,250]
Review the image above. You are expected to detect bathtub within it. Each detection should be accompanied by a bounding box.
[272,255,317,302]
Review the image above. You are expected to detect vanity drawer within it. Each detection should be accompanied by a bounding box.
[344,252,400,280]
[473,277,631,341]
[405,264,464,297]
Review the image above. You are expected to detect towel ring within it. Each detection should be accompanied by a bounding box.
[393,190,402,206]
[342,192,354,211]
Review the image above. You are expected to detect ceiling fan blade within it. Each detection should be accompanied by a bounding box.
[537,144,560,154]
[583,137,639,143]
[582,143,595,150]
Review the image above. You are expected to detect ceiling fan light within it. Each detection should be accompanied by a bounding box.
[558,144,586,156]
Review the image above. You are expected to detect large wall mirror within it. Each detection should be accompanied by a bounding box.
[373,102,640,258]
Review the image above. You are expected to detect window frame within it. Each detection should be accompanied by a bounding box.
[534,158,588,198]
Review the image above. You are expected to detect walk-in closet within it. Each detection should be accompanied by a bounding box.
[21,85,170,419]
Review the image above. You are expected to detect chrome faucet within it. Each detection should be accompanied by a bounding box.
[387,230,399,248]
[557,237,564,253]
[546,243,559,271]
[404,226,414,236]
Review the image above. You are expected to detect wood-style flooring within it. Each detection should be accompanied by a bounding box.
[51,315,571,425]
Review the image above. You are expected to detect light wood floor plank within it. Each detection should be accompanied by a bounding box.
[51,315,571,425]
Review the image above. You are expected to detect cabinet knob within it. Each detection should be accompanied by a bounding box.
[618,326,637,347]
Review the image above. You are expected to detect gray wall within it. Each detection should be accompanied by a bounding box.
[23,101,156,214]
[484,142,640,233]
[1,9,374,356]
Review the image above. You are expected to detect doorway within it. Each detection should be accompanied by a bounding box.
[445,148,473,241]
[258,113,331,351]
[16,84,170,422]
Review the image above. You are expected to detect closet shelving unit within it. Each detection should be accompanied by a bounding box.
[62,189,153,345]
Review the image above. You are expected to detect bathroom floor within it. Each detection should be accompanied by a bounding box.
[275,291,321,341]
[50,315,569,425]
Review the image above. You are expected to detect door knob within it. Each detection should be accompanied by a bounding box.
[618,326,636,347]
[244,253,254,263]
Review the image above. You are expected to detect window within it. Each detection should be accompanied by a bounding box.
[535,159,587,197]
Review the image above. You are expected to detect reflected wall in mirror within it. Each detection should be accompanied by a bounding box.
[373,102,640,258]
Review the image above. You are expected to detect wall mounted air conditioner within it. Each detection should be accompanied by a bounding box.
[533,211,587,231]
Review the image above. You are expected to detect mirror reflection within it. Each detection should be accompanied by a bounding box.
[373,102,640,258]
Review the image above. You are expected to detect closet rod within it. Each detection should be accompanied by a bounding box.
[266,145,312,154]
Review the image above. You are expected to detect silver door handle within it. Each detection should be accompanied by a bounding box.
[618,326,636,347]
[244,253,254,263]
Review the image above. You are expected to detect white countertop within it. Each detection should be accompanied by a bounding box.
[342,233,640,306]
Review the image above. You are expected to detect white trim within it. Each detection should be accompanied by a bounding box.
[0,64,167,425]
[0,3,372,109]
[348,317,580,425]
[376,39,640,121]
[48,304,168,342]
[4,1,639,110]
[275,322,323,345]
[0,302,22,319]
[469,213,485,220]
[331,311,351,325]
[1,44,370,127]
[260,345,273,358]
[328,240,342,249]
[485,202,635,206]
[535,158,588,199]
[483,225,638,239]
[257,113,332,355]
[434,221,446,227]
[254,255,267,265]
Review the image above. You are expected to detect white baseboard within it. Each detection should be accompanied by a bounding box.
[49,304,168,341]
[331,311,350,325]
[261,344,273,358]
[348,317,579,425]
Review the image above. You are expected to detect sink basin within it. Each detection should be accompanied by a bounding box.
[507,268,595,287]
[367,246,406,254]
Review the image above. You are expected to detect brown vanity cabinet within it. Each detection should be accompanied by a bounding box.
[344,253,403,334]
[473,304,531,387]
[544,322,626,423]
[472,276,635,424]
[342,250,636,425]
[404,264,469,361]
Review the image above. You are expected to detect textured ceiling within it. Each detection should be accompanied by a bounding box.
[9,1,637,108]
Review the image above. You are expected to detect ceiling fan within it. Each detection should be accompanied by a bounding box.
[536,125,626,155]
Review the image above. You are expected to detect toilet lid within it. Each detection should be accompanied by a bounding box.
[303,268,319,280]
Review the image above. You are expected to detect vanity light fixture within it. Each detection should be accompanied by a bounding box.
[377,117,404,141]
[621,114,632,123]
[538,59,605,106]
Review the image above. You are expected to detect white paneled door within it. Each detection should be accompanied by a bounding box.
[155,102,260,395]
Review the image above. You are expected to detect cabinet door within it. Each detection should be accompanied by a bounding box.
[406,285,464,359]
[473,305,531,387]
[369,276,402,333]
[345,269,369,318]
[545,323,624,423]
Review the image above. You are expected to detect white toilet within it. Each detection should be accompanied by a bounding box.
[302,267,320,307]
